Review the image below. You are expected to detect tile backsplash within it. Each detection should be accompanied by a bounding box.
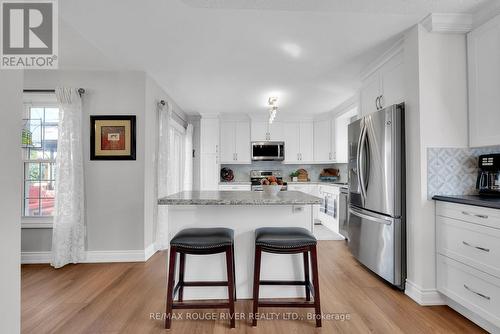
[221,162,348,183]
[427,146,500,198]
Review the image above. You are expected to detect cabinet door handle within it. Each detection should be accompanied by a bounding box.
[375,96,380,110]
[235,153,238,161]
[329,152,332,160]
[379,95,384,109]
[462,241,490,252]
[461,211,488,219]
[464,284,490,300]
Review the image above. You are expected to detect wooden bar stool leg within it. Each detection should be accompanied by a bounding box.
[232,244,237,301]
[225,245,236,328]
[178,253,185,302]
[252,245,262,327]
[303,251,311,301]
[310,245,322,328]
[165,246,177,329]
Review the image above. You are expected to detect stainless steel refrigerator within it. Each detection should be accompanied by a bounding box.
[347,103,405,289]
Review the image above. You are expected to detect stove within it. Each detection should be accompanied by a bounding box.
[250,170,287,191]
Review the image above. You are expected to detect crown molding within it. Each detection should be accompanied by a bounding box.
[421,13,473,34]
[198,112,220,119]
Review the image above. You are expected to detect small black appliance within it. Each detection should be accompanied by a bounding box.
[477,154,500,196]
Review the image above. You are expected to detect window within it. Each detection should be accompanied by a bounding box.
[22,94,59,217]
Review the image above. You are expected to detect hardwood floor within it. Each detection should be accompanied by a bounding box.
[22,241,486,333]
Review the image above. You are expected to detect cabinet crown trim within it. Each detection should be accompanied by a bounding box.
[421,13,473,34]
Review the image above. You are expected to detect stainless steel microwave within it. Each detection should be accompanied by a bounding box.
[251,141,284,161]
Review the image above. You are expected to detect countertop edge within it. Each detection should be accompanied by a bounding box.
[158,201,322,205]
[432,195,500,210]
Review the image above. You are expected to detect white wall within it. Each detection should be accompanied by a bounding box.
[22,70,187,255]
[23,70,145,251]
[0,71,23,333]
[404,25,468,303]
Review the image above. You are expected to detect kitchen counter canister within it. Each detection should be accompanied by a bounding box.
[158,190,321,206]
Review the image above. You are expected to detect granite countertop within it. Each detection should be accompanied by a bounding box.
[219,180,348,187]
[218,181,252,185]
[433,195,500,210]
[287,181,348,187]
[219,181,252,185]
[158,191,322,205]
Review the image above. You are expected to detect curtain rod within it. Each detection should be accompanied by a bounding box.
[24,88,86,96]
[160,99,187,124]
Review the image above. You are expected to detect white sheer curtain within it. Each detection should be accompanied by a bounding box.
[156,101,171,250]
[183,124,194,191]
[51,87,85,268]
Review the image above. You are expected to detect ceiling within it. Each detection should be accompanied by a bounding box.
[58,0,491,115]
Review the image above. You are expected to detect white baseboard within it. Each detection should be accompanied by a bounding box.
[21,244,161,264]
[405,280,446,305]
[85,250,147,263]
[144,243,159,261]
[21,251,52,264]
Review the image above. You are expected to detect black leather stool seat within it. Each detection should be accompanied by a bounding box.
[170,227,234,249]
[255,227,317,249]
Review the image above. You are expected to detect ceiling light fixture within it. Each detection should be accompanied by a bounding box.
[268,97,278,124]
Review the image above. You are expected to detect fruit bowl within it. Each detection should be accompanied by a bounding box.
[262,184,282,196]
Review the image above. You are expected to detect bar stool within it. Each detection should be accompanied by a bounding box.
[252,227,321,327]
[165,227,236,329]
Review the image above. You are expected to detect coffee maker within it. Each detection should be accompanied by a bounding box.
[477,154,500,196]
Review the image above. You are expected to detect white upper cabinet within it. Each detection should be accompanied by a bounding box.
[313,108,354,163]
[283,121,314,163]
[380,52,405,108]
[299,122,314,162]
[219,121,235,163]
[360,50,404,116]
[219,120,251,164]
[200,117,220,155]
[360,71,381,116]
[468,14,500,147]
[313,120,331,162]
[251,121,284,141]
[283,122,300,163]
[235,121,251,163]
[334,114,350,163]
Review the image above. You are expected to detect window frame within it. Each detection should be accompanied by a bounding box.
[21,93,59,228]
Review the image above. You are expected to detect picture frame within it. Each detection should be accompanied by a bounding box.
[90,115,136,160]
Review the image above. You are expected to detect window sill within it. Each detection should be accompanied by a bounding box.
[21,216,53,229]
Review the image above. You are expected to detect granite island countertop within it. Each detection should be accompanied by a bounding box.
[433,195,500,210]
[158,190,322,206]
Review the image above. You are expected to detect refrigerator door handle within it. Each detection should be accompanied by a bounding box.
[349,206,393,225]
[358,124,368,200]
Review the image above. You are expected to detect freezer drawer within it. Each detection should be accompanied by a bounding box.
[347,206,405,288]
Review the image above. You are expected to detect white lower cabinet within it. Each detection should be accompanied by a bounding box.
[218,184,251,191]
[437,255,500,328]
[436,202,500,331]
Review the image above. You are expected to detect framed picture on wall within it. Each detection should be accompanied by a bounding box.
[90,115,136,160]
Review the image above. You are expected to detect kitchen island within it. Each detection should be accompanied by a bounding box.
[158,190,321,300]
